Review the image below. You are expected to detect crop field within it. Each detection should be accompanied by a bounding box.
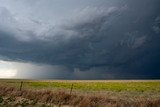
[0,80,160,107]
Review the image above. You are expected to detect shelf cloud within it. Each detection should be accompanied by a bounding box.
[0,0,160,79]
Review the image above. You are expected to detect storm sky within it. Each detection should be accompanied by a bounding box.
[0,0,160,79]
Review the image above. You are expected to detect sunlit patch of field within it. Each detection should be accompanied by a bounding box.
[1,80,160,92]
[0,79,160,107]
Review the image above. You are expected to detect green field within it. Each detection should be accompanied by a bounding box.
[0,80,160,107]
[1,80,160,92]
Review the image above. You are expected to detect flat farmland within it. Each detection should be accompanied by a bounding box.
[0,80,160,107]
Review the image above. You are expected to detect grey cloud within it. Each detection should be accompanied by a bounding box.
[153,16,160,34]
[0,0,160,79]
[120,31,147,49]
[0,5,124,67]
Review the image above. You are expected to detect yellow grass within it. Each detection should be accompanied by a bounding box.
[0,79,160,107]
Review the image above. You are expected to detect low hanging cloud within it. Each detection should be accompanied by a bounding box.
[0,0,160,79]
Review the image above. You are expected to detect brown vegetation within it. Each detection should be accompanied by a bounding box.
[0,86,160,107]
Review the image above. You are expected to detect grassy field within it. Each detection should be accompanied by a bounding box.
[0,80,160,107]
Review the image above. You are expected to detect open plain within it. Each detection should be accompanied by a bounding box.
[0,80,160,107]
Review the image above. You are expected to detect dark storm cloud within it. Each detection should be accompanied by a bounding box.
[0,0,160,79]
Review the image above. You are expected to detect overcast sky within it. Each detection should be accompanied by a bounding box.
[0,0,160,79]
